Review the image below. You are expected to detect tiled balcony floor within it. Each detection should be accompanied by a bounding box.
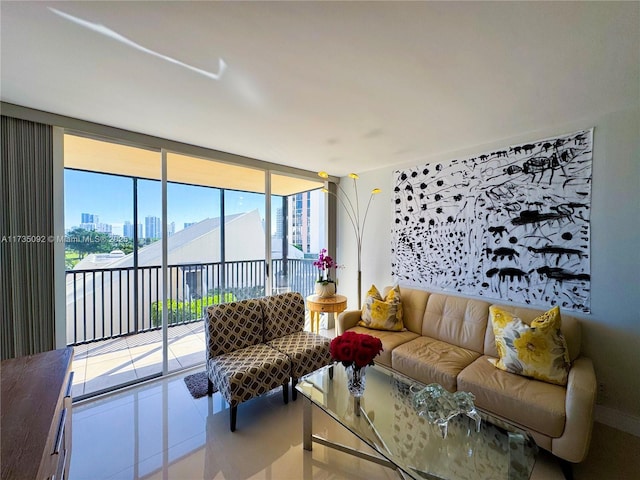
[70,322,207,398]
[71,316,335,399]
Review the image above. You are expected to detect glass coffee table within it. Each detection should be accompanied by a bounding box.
[296,363,537,480]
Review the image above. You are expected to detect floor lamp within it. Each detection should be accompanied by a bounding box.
[318,171,380,308]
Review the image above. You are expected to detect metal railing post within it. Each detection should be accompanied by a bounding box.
[65,259,316,345]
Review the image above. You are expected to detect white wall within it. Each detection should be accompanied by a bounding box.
[336,106,640,427]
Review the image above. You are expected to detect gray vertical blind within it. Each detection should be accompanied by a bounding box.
[1,116,55,359]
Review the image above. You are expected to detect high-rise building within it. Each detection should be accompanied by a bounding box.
[79,220,112,234]
[274,207,284,239]
[184,222,195,229]
[145,216,161,239]
[81,213,98,224]
[80,213,101,232]
[168,222,175,236]
[287,190,323,254]
[123,221,137,239]
[95,223,112,234]
[123,221,132,239]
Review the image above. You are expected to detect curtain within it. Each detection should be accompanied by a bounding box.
[1,116,55,359]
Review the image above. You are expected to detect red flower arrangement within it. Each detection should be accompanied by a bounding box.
[330,331,384,368]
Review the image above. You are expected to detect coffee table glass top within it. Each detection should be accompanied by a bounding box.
[296,363,537,480]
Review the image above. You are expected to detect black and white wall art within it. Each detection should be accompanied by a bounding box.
[391,129,593,313]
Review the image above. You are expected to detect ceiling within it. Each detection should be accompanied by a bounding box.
[64,133,323,195]
[1,1,638,177]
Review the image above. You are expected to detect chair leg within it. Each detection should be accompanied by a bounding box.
[292,378,298,401]
[329,365,334,379]
[283,382,289,404]
[207,378,214,396]
[560,460,574,480]
[230,406,237,432]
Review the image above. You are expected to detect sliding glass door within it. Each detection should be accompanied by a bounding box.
[162,180,220,372]
[64,134,163,398]
[63,134,327,398]
[269,172,327,299]
[165,152,270,372]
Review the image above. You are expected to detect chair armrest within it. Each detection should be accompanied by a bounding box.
[204,317,214,363]
[336,309,361,335]
[552,356,597,463]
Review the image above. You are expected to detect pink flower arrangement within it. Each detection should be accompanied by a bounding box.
[313,248,337,283]
[330,331,384,368]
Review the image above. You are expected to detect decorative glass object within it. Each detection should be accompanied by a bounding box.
[345,364,367,397]
[410,383,482,438]
[315,281,336,298]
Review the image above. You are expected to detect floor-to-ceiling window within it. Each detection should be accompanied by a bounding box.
[64,135,326,399]
[163,180,221,373]
[64,134,163,398]
[165,152,271,373]
[270,173,327,298]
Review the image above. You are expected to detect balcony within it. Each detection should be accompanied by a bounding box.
[67,259,318,399]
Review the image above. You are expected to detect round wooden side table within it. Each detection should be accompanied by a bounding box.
[306,294,348,334]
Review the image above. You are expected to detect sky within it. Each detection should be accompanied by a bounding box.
[64,169,268,236]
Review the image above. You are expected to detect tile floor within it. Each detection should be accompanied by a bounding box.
[69,373,640,480]
[70,370,394,480]
[71,322,208,398]
[67,370,513,480]
[69,320,640,479]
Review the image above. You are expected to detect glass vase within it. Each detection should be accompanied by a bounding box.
[345,364,366,397]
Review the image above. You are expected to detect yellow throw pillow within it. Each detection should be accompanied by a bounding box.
[359,285,404,331]
[488,305,571,386]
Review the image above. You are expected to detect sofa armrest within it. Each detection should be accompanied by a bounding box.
[552,356,597,463]
[336,309,362,335]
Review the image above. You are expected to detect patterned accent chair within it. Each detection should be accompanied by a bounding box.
[262,292,333,400]
[205,299,291,432]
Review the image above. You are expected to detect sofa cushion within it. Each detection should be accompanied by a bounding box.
[385,286,430,335]
[421,294,490,353]
[261,292,305,342]
[206,299,264,358]
[207,343,291,407]
[489,305,571,386]
[359,285,404,331]
[392,336,481,392]
[267,331,332,379]
[345,326,419,367]
[458,356,567,438]
[484,304,581,362]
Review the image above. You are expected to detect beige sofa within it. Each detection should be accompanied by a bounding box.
[337,286,597,463]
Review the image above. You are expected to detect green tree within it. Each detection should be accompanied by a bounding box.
[66,227,125,258]
[65,228,97,258]
[150,292,236,327]
[111,236,134,255]
[93,231,113,253]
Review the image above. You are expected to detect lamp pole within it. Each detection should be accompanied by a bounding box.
[318,172,380,308]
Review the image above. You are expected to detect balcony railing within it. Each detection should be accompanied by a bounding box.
[66,259,318,345]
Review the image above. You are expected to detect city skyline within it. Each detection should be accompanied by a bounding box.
[65,169,267,237]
